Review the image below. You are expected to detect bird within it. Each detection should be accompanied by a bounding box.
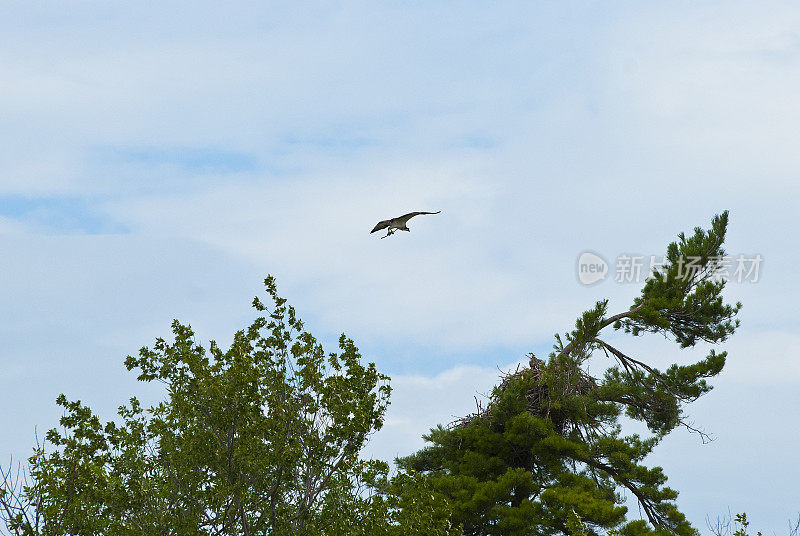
[370,211,441,239]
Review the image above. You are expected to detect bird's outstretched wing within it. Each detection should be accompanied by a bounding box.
[396,211,441,224]
[370,211,441,234]
[370,219,392,233]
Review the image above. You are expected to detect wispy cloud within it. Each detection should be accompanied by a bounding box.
[93,146,258,174]
[0,195,127,234]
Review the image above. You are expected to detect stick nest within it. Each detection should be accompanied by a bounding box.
[449,353,598,432]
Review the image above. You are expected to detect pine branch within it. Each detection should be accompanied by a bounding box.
[555,303,645,360]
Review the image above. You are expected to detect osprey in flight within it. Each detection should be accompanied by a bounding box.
[370,211,441,238]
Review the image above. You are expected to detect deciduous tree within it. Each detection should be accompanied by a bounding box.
[0,276,456,536]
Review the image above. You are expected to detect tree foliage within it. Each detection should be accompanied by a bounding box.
[0,276,457,536]
[399,212,742,536]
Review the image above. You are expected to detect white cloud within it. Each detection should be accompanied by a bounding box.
[105,164,602,352]
[0,215,28,234]
[600,3,800,189]
[717,330,800,384]
[364,361,524,463]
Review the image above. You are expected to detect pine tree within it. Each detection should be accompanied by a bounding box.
[399,212,741,536]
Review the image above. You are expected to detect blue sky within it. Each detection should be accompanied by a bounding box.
[2,1,800,533]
